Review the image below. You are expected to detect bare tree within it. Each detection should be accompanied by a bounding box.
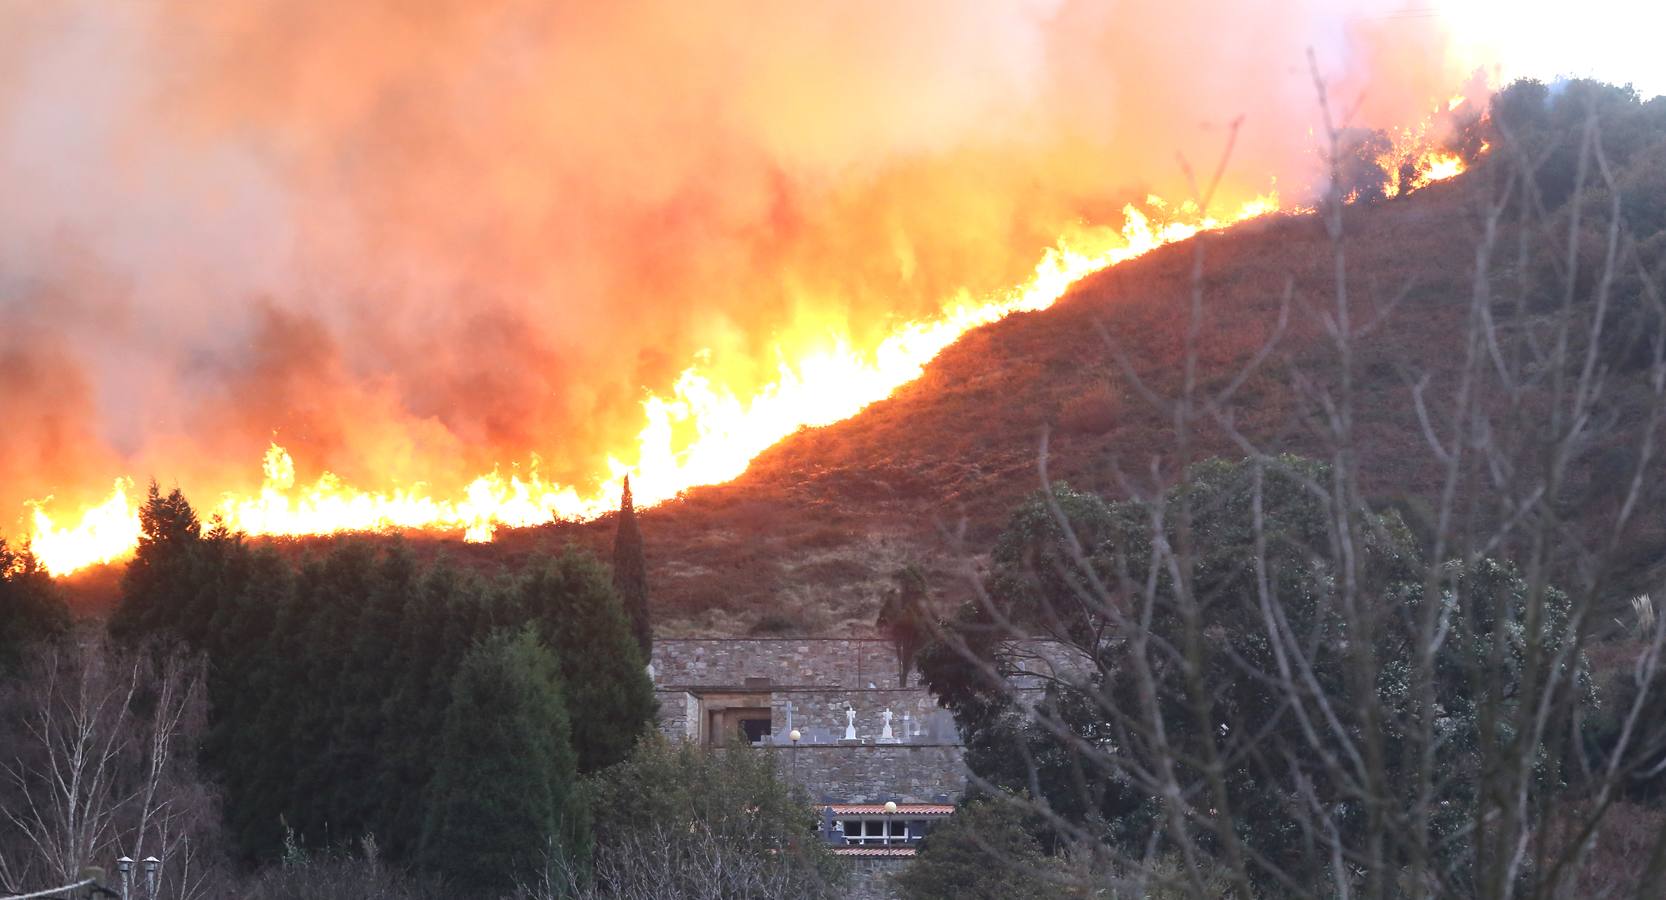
[911,72,1666,900]
[527,822,843,900]
[0,632,229,899]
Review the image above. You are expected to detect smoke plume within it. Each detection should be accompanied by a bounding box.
[0,0,1475,526]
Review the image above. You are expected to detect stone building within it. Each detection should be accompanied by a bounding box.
[649,638,967,897]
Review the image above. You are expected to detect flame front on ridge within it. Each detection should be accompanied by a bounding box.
[24,153,1487,580]
[24,191,1294,577]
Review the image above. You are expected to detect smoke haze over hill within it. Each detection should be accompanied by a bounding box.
[1,0,1479,529]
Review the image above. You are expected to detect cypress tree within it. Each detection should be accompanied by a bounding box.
[324,543,419,838]
[286,541,380,843]
[517,549,657,773]
[377,558,477,859]
[610,475,651,657]
[422,628,588,894]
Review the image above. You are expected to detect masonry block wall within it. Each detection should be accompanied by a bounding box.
[652,638,912,689]
[769,744,966,804]
[649,639,968,804]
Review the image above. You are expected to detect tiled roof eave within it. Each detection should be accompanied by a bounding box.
[824,803,955,816]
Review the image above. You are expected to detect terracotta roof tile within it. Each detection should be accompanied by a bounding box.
[832,847,919,857]
[825,803,955,816]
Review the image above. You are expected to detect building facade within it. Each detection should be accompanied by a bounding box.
[649,638,967,898]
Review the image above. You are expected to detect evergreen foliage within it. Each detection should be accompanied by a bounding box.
[610,475,652,656]
[894,800,1061,900]
[515,549,656,773]
[0,536,70,674]
[585,736,846,897]
[421,628,587,895]
[110,482,203,640]
[101,485,654,874]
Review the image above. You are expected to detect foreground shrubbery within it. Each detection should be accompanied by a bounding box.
[523,737,846,899]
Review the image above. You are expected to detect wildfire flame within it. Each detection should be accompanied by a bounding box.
[23,192,1282,576]
[1380,96,1474,198]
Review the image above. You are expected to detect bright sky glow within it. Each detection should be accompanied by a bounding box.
[1436,1,1666,98]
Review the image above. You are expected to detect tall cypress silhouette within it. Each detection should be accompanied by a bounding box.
[611,475,652,657]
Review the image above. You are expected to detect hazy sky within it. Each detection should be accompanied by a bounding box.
[1439,1,1666,98]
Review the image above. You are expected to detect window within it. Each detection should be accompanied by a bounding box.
[837,818,920,845]
[738,713,771,744]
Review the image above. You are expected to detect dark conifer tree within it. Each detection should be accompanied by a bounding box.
[610,475,652,656]
[111,482,202,640]
[199,540,293,861]
[517,549,656,773]
[421,628,588,894]
[286,540,381,843]
[324,542,419,838]
[377,558,477,858]
[0,537,70,674]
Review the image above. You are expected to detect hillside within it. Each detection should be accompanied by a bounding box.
[495,159,1664,635]
[55,95,1666,636]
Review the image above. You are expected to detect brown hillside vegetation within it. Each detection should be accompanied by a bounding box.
[55,146,1666,637]
[500,162,1665,636]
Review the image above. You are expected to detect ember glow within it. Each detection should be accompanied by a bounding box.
[3,1,1491,576]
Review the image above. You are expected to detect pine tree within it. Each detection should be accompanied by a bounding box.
[376,558,479,859]
[0,537,70,674]
[111,482,203,640]
[610,475,652,657]
[323,543,419,839]
[286,541,381,844]
[421,628,588,895]
[518,549,657,773]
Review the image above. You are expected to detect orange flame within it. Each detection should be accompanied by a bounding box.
[1379,98,1473,198]
[24,192,1280,576]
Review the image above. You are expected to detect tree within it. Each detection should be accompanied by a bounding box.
[921,457,1592,895]
[374,558,485,860]
[110,483,203,642]
[0,537,70,675]
[895,799,1065,900]
[0,635,229,898]
[610,476,651,657]
[421,628,587,896]
[559,736,845,899]
[516,550,656,774]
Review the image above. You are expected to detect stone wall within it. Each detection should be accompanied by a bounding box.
[846,857,906,900]
[649,639,967,804]
[654,690,697,741]
[770,744,965,804]
[651,638,910,690]
[768,689,956,745]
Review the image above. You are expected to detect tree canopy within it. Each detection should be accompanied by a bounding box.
[919,456,1590,893]
[422,628,587,895]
